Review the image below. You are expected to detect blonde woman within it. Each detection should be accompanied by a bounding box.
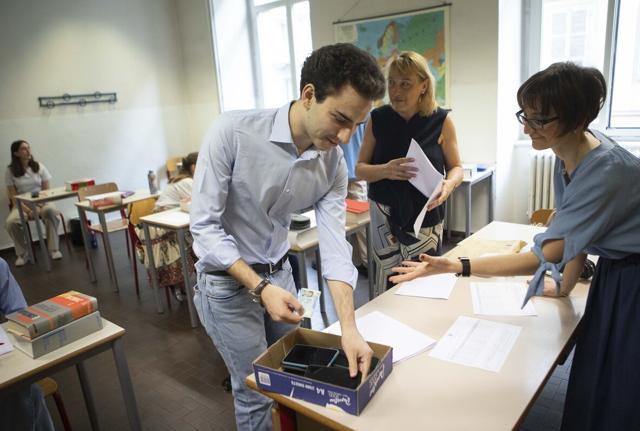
[356,51,463,292]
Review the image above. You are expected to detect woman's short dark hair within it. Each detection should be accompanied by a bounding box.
[517,62,607,136]
[8,140,40,178]
[299,43,386,103]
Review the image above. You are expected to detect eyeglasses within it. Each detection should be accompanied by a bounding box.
[387,79,416,90]
[515,110,558,129]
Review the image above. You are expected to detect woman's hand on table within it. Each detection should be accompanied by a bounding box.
[389,254,460,284]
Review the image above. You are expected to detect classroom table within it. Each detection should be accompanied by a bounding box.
[246,221,590,431]
[14,187,79,271]
[446,166,496,239]
[287,210,373,314]
[0,318,141,431]
[75,191,158,291]
[138,208,198,328]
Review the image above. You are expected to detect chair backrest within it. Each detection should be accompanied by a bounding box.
[128,197,157,225]
[530,208,555,226]
[77,182,118,201]
[166,157,183,181]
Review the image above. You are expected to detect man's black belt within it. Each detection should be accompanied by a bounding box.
[207,255,289,276]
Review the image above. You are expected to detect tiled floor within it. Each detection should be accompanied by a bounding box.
[3,233,573,430]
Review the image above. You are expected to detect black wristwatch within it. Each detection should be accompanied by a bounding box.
[456,257,471,277]
[248,278,270,305]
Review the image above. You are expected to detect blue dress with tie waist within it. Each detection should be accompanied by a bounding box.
[525,131,640,431]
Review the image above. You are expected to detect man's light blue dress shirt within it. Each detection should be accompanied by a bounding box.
[190,103,358,289]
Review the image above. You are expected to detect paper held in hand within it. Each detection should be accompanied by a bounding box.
[407,139,444,236]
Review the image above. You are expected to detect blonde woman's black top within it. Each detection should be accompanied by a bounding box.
[368,105,449,236]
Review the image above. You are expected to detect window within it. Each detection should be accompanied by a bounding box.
[524,0,640,137]
[609,0,640,128]
[210,0,312,112]
[251,0,312,108]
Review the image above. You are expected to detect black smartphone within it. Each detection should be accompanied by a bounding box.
[282,345,340,372]
[332,350,379,374]
[304,365,361,389]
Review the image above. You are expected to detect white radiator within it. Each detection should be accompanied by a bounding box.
[528,151,555,218]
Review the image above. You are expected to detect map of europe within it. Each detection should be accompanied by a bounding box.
[336,8,448,106]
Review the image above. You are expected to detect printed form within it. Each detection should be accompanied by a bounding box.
[429,316,521,372]
[395,273,458,299]
[471,282,537,316]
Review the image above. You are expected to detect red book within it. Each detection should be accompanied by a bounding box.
[346,199,369,214]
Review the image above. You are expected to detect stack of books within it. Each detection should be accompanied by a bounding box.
[5,291,102,358]
[65,178,95,191]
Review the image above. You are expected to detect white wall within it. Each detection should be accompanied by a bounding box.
[0,0,219,249]
[310,0,501,232]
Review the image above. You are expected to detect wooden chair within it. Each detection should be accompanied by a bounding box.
[77,183,132,279]
[530,208,555,226]
[166,156,183,181]
[37,377,72,431]
[127,197,157,297]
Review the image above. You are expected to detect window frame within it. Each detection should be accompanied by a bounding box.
[522,0,640,140]
[248,0,309,109]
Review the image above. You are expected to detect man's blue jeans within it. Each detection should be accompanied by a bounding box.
[194,261,298,431]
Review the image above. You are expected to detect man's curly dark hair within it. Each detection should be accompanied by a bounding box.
[299,43,385,102]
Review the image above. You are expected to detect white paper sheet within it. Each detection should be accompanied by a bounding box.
[429,316,521,372]
[395,273,458,299]
[413,202,429,237]
[470,282,537,316]
[323,311,436,363]
[0,326,14,356]
[407,138,444,202]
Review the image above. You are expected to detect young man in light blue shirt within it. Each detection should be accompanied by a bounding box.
[190,43,385,431]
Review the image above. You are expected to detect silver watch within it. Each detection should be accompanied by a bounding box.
[248,278,270,305]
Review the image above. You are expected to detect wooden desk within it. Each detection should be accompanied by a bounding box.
[287,211,373,314]
[139,208,198,327]
[75,191,158,291]
[247,221,589,431]
[14,187,79,271]
[0,318,141,431]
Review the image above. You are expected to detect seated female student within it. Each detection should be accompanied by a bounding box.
[136,152,198,301]
[5,140,62,266]
[356,51,463,291]
[390,62,640,431]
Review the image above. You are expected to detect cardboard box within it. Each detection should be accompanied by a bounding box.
[252,327,392,415]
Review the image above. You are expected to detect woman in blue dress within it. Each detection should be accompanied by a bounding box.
[389,62,640,430]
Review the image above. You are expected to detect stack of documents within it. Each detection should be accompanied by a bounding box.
[470,282,537,316]
[395,273,457,299]
[324,311,436,363]
[429,316,522,372]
